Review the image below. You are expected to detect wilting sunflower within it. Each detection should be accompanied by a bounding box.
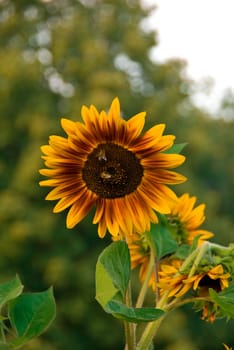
[189,264,231,323]
[39,98,186,238]
[184,264,230,295]
[159,263,230,298]
[168,193,214,245]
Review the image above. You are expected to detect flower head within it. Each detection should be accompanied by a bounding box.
[168,193,214,245]
[159,263,231,298]
[40,98,186,238]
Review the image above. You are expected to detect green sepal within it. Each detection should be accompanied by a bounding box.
[173,244,191,260]
[149,216,178,259]
[105,300,164,323]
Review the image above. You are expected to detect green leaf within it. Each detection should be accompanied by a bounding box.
[163,143,187,154]
[173,244,191,260]
[105,300,164,323]
[149,219,178,259]
[95,260,119,308]
[209,283,234,318]
[0,275,23,309]
[96,241,130,306]
[9,287,56,347]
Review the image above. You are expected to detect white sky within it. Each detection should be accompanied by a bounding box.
[143,0,234,115]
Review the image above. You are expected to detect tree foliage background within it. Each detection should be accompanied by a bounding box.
[0,0,233,349]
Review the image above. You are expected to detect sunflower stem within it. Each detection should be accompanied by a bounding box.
[136,291,169,350]
[207,242,234,256]
[166,296,210,311]
[124,321,135,350]
[135,251,154,308]
[136,316,165,350]
[153,258,160,305]
[145,231,160,305]
[178,246,201,274]
[188,241,209,278]
[124,281,136,350]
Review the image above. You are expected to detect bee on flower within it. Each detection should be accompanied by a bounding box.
[39,98,186,238]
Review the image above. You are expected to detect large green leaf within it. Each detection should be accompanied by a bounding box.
[209,283,234,318]
[105,300,164,323]
[9,288,56,347]
[149,219,178,259]
[0,275,23,309]
[95,259,119,308]
[96,241,130,306]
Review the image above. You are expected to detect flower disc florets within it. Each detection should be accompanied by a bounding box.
[39,98,186,238]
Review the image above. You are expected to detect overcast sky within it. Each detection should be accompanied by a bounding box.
[143,0,234,115]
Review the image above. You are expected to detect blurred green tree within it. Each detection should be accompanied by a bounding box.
[0,0,233,349]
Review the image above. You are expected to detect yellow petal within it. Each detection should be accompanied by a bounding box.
[61,118,77,136]
[66,193,96,228]
[126,112,146,144]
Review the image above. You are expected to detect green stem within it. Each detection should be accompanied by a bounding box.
[188,241,209,278]
[136,291,170,350]
[154,258,160,305]
[124,281,135,350]
[207,242,234,256]
[144,232,160,305]
[135,251,154,308]
[166,296,209,311]
[178,246,200,274]
[124,321,134,350]
[136,315,165,350]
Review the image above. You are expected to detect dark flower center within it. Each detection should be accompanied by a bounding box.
[198,275,222,297]
[82,143,143,198]
[198,275,222,294]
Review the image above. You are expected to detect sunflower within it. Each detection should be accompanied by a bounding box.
[158,263,230,298]
[168,193,214,246]
[184,264,230,295]
[39,98,186,238]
